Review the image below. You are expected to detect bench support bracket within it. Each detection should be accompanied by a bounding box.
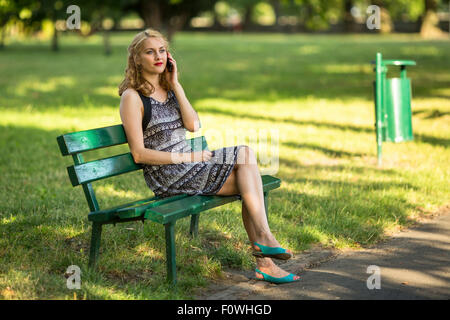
[189,214,200,238]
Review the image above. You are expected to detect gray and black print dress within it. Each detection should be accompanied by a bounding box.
[138,90,244,199]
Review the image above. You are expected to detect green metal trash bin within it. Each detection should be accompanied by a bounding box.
[372,52,416,165]
[383,77,413,143]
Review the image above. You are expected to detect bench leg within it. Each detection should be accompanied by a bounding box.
[164,221,177,285]
[190,214,199,238]
[88,222,102,269]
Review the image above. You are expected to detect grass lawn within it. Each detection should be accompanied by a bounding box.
[0,31,449,299]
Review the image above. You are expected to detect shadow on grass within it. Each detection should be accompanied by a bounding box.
[413,108,450,119]
[282,141,368,158]
[273,186,418,248]
[198,106,449,148]
[2,35,450,108]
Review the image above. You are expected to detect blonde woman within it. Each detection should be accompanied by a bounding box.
[119,29,299,284]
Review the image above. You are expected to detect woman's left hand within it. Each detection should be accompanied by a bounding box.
[165,51,179,87]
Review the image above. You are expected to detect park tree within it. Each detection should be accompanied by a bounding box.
[30,0,72,51]
[420,0,446,38]
[199,0,261,30]
[123,0,218,42]
[227,0,260,30]
[76,0,126,55]
[0,0,17,49]
[269,0,283,30]
[296,0,343,31]
[377,0,447,37]
[342,0,357,32]
[7,0,76,51]
[8,0,129,53]
[371,0,393,33]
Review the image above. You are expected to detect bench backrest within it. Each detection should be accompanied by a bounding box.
[57,124,208,212]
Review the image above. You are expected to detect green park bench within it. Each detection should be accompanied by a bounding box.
[56,124,281,284]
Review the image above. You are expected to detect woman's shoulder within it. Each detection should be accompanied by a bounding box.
[120,88,144,116]
[121,87,141,99]
[121,88,145,106]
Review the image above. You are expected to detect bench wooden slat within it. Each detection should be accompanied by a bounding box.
[87,194,192,223]
[57,124,208,157]
[114,194,189,220]
[145,194,240,224]
[189,136,208,152]
[67,152,141,186]
[87,195,157,222]
[57,124,126,156]
[66,135,207,187]
[145,175,281,224]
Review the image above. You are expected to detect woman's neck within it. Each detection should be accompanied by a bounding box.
[142,71,161,90]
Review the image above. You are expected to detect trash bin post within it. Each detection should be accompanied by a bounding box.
[375,53,384,166]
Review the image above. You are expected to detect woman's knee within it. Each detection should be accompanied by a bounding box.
[236,145,257,166]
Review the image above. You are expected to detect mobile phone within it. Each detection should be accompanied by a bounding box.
[167,52,173,72]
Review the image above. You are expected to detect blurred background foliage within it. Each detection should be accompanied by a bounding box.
[1,0,449,52]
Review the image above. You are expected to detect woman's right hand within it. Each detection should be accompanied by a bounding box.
[191,150,213,162]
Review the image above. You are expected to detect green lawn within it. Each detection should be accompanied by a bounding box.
[0,31,449,299]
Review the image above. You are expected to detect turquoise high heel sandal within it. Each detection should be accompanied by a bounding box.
[255,268,300,284]
[252,242,293,260]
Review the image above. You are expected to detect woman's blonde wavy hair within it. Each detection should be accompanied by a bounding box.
[118,28,172,97]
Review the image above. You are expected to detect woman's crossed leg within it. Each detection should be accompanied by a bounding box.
[215,146,299,281]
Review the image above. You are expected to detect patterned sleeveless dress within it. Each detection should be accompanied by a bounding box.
[138,90,244,199]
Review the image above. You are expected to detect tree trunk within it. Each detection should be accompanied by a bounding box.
[140,0,163,30]
[343,0,356,33]
[380,7,393,33]
[103,29,111,56]
[0,27,5,50]
[372,0,393,33]
[167,13,188,44]
[242,4,255,31]
[420,0,444,38]
[212,8,222,30]
[51,23,59,52]
[270,0,282,31]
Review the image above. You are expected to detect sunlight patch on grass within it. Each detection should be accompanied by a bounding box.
[134,244,164,259]
[96,184,144,201]
[1,215,17,225]
[427,87,450,97]
[0,109,120,131]
[58,226,87,239]
[14,76,76,96]
[81,283,138,300]
[93,86,118,98]
[400,46,440,56]
[297,45,321,55]
[314,64,373,74]
[195,96,375,124]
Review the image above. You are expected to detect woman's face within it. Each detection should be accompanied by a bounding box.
[139,37,167,74]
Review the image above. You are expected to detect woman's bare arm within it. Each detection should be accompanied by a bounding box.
[172,83,201,132]
[119,88,192,165]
